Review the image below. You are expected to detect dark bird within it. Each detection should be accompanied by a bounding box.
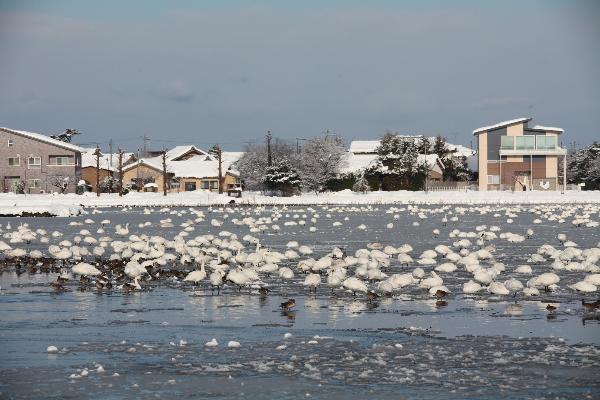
[259,287,271,296]
[280,298,296,310]
[367,291,380,303]
[546,304,557,312]
[434,289,448,299]
[582,299,600,312]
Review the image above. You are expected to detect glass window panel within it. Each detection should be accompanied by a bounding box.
[516,136,534,150]
[500,136,514,150]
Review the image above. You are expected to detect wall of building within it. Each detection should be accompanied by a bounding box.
[478,132,488,191]
[0,130,81,193]
[81,167,112,192]
[122,165,167,190]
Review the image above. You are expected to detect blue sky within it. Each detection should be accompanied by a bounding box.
[0,0,598,151]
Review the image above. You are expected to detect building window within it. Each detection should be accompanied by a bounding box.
[49,155,72,165]
[8,139,14,147]
[487,175,500,185]
[536,135,556,150]
[8,157,20,166]
[184,182,197,191]
[29,179,41,189]
[210,180,219,190]
[500,136,514,150]
[202,181,210,189]
[515,136,534,150]
[28,156,41,168]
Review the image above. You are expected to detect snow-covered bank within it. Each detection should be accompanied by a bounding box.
[0,189,598,215]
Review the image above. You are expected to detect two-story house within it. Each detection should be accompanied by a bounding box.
[0,127,83,193]
[473,118,567,191]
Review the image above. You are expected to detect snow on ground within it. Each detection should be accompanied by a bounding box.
[0,189,598,216]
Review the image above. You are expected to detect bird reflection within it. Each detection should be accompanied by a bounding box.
[435,300,448,308]
[281,310,296,321]
[582,314,600,326]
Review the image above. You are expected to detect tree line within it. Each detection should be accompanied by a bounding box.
[233,133,473,195]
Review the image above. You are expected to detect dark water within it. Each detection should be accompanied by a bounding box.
[1,204,599,399]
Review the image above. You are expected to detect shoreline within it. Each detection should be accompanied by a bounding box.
[0,190,599,216]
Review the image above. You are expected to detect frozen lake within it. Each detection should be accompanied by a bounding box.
[1,204,599,399]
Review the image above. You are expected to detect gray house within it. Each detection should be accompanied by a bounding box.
[0,127,83,194]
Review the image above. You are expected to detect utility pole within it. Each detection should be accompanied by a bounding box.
[136,148,141,192]
[424,138,429,193]
[93,145,101,197]
[266,130,272,167]
[296,138,307,154]
[161,148,168,196]
[141,135,150,158]
[109,139,113,171]
[118,148,124,197]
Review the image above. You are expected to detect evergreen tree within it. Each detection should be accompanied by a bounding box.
[264,157,302,196]
[352,173,370,193]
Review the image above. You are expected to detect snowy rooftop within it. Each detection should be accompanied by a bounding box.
[340,152,444,174]
[169,159,239,178]
[349,136,424,154]
[165,145,208,161]
[81,148,134,171]
[123,145,240,179]
[0,127,84,152]
[531,125,564,133]
[472,118,531,135]
[348,138,474,158]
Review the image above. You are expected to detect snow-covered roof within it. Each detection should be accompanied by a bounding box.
[123,158,165,173]
[168,159,239,179]
[81,148,134,171]
[123,154,240,179]
[472,118,531,135]
[349,141,383,154]
[221,151,244,166]
[531,125,564,133]
[0,127,84,152]
[165,145,208,161]
[339,152,444,174]
[446,143,476,157]
[339,153,378,174]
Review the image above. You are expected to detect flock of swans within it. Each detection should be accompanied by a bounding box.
[0,203,599,312]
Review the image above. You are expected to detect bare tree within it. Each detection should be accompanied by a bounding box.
[161,149,168,196]
[93,146,102,197]
[209,144,224,194]
[298,136,346,194]
[49,176,70,194]
[118,148,124,196]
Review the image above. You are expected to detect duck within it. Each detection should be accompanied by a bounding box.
[582,299,600,312]
[280,298,296,310]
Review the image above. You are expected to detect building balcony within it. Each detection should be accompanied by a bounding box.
[499,147,567,156]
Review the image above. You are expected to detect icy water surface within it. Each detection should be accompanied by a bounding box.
[1,204,599,399]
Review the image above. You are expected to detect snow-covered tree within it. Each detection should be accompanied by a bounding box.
[370,132,425,190]
[234,140,298,191]
[99,176,120,193]
[568,141,600,190]
[264,157,302,196]
[49,176,70,194]
[298,136,346,193]
[352,174,370,193]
